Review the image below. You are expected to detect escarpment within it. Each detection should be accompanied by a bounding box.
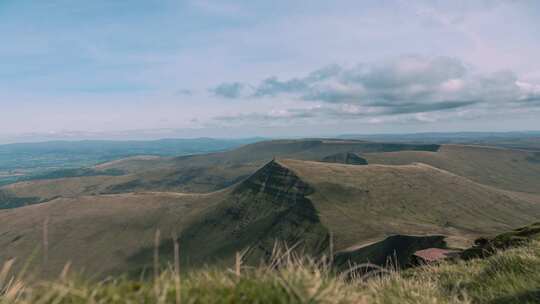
[233,159,314,201]
[321,152,368,165]
[175,160,329,266]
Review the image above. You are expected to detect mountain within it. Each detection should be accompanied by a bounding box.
[340,131,540,151]
[0,139,441,208]
[3,139,540,210]
[0,138,263,188]
[1,158,539,278]
[364,144,540,194]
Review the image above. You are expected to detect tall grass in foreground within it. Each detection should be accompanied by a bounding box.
[2,241,540,303]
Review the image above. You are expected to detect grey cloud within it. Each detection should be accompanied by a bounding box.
[210,56,540,129]
[342,56,467,89]
[176,89,193,96]
[519,96,540,105]
[254,77,309,97]
[379,100,477,115]
[252,56,472,105]
[214,110,316,123]
[304,64,342,82]
[213,56,540,117]
[210,82,245,98]
[284,100,476,119]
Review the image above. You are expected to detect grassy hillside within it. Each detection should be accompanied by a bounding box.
[0,192,222,278]
[0,139,442,208]
[281,159,540,249]
[4,139,540,210]
[0,138,261,171]
[96,139,439,193]
[341,131,540,151]
[0,138,262,189]
[365,144,540,194]
[2,159,539,278]
[3,139,540,211]
[2,237,540,303]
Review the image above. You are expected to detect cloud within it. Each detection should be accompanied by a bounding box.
[212,55,540,116]
[210,82,246,98]
[516,81,540,105]
[176,89,193,96]
[207,55,540,128]
[211,104,447,128]
[254,77,309,97]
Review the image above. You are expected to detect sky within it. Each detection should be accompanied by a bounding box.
[1,0,539,142]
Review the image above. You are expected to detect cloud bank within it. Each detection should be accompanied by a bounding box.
[210,82,246,99]
[211,56,540,125]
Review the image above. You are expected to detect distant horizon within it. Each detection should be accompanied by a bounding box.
[1,129,539,145]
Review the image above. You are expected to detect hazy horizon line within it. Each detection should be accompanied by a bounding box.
[1,129,539,146]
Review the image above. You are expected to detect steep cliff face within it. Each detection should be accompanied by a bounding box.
[321,152,368,165]
[233,159,314,200]
[0,189,40,209]
[334,235,447,271]
[175,160,329,266]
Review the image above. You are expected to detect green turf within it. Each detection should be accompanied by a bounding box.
[3,238,540,303]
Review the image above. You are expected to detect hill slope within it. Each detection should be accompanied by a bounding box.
[3,140,540,211]
[1,159,539,277]
[365,144,540,194]
[0,139,440,208]
[4,225,540,304]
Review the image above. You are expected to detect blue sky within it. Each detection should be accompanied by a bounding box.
[1,0,539,142]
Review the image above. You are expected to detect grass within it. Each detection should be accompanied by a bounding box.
[364,144,540,194]
[0,139,441,200]
[2,240,540,303]
[462,222,540,260]
[3,159,540,277]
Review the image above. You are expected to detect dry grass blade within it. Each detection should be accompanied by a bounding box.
[235,252,241,278]
[267,241,302,271]
[233,247,251,278]
[3,280,24,302]
[154,229,161,297]
[172,232,181,304]
[59,262,72,281]
[339,262,393,281]
[43,217,49,268]
[329,230,334,265]
[0,259,15,290]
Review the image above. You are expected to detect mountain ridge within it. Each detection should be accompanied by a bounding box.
[2,157,539,277]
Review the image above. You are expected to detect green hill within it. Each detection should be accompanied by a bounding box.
[365,144,540,194]
[4,139,540,211]
[0,139,441,208]
[1,159,539,278]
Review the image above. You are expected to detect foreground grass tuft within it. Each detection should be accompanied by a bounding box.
[3,241,540,303]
